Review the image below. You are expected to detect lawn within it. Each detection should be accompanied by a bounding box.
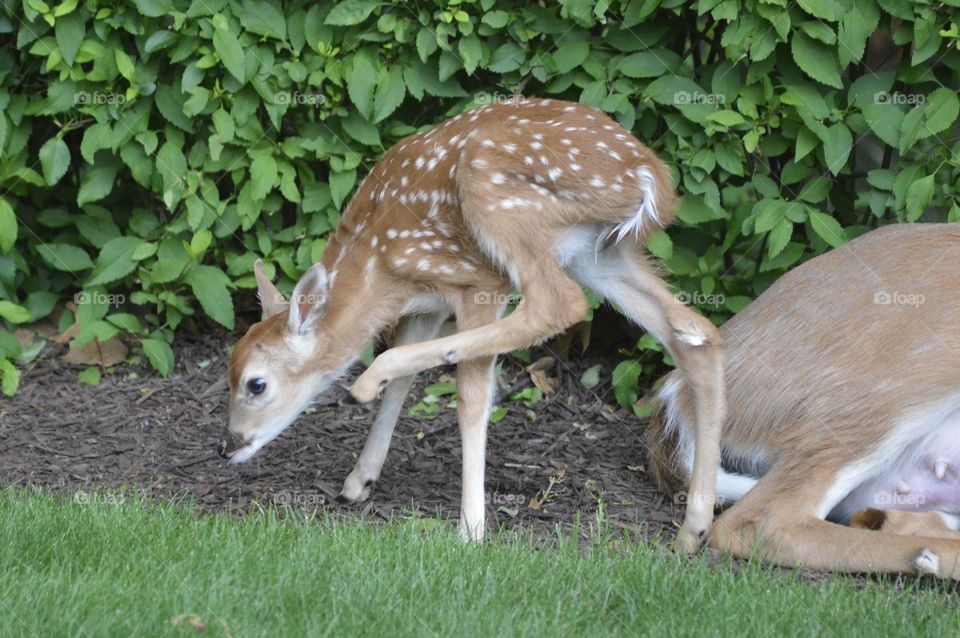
[1,488,957,637]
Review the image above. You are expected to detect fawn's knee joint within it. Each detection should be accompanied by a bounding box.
[670,313,722,349]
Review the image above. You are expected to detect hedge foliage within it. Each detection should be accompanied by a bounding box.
[0,0,958,403]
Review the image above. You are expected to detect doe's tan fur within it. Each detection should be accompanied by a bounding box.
[648,223,960,579]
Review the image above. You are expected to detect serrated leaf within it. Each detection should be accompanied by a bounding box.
[325,0,377,26]
[767,218,793,259]
[348,52,377,121]
[905,174,935,222]
[142,338,174,377]
[554,41,590,74]
[77,158,119,206]
[213,19,245,83]
[37,243,92,271]
[373,65,405,123]
[249,154,278,200]
[86,236,142,286]
[80,122,112,164]
[458,35,481,75]
[39,137,70,186]
[185,265,235,329]
[920,88,959,139]
[791,32,842,89]
[823,122,852,175]
[54,11,84,66]
[808,211,846,247]
[416,28,437,62]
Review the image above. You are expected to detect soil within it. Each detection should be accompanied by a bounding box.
[0,330,682,542]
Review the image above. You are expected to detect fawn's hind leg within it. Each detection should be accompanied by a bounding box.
[566,240,724,553]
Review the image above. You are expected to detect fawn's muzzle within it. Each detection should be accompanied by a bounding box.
[217,431,246,459]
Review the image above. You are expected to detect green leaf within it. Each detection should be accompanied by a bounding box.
[0,301,31,324]
[677,195,725,224]
[86,236,143,286]
[54,11,84,66]
[0,198,16,253]
[237,0,286,39]
[646,230,673,260]
[249,154,278,200]
[612,359,641,412]
[78,366,101,385]
[862,101,903,147]
[618,50,672,78]
[554,41,590,74]
[458,35,482,76]
[767,219,793,259]
[373,65,405,123]
[185,264,235,329]
[348,52,377,121]
[0,358,19,396]
[905,175,935,222]
[416,28,437,62]
[325,0,377,26]
[80,122,112,164]
[37,243,93,272]
[213,18,246,83]
[580,364,602,389]
[823,122,852,175]
[808,211,846,247]
[106,313,142,334]
[114,49,135,81]
[797,0,838,21]
[920,88,959,139]
[790,32,842,89]
[77,158,119,206]
[838,0,880,66]
[142,338,175,377]
[39,137,70,186]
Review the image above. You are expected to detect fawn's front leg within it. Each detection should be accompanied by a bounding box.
[454,293,504,541]
[339,312,449,503]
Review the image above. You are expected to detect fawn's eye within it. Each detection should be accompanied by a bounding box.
[247,378,267,395]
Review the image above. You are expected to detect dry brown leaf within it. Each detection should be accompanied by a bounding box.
[63,336,128,367]
[525,356,557,394]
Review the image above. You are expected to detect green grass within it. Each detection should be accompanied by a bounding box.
[1,488,957,637]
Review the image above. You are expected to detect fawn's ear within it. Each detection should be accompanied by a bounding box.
[254,259,287,320]
[287,263,330,335]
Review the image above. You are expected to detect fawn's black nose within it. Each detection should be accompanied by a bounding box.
[217,431,245,459]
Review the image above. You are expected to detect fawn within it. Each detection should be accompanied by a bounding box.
[647,222,960,579]
[219,97,725,548]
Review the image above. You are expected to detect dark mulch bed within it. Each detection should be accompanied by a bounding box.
[0,331,681,542]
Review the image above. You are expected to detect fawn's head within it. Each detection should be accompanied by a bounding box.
[219,260,338,463]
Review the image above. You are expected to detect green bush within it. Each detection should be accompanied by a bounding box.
[0,0,958,401]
